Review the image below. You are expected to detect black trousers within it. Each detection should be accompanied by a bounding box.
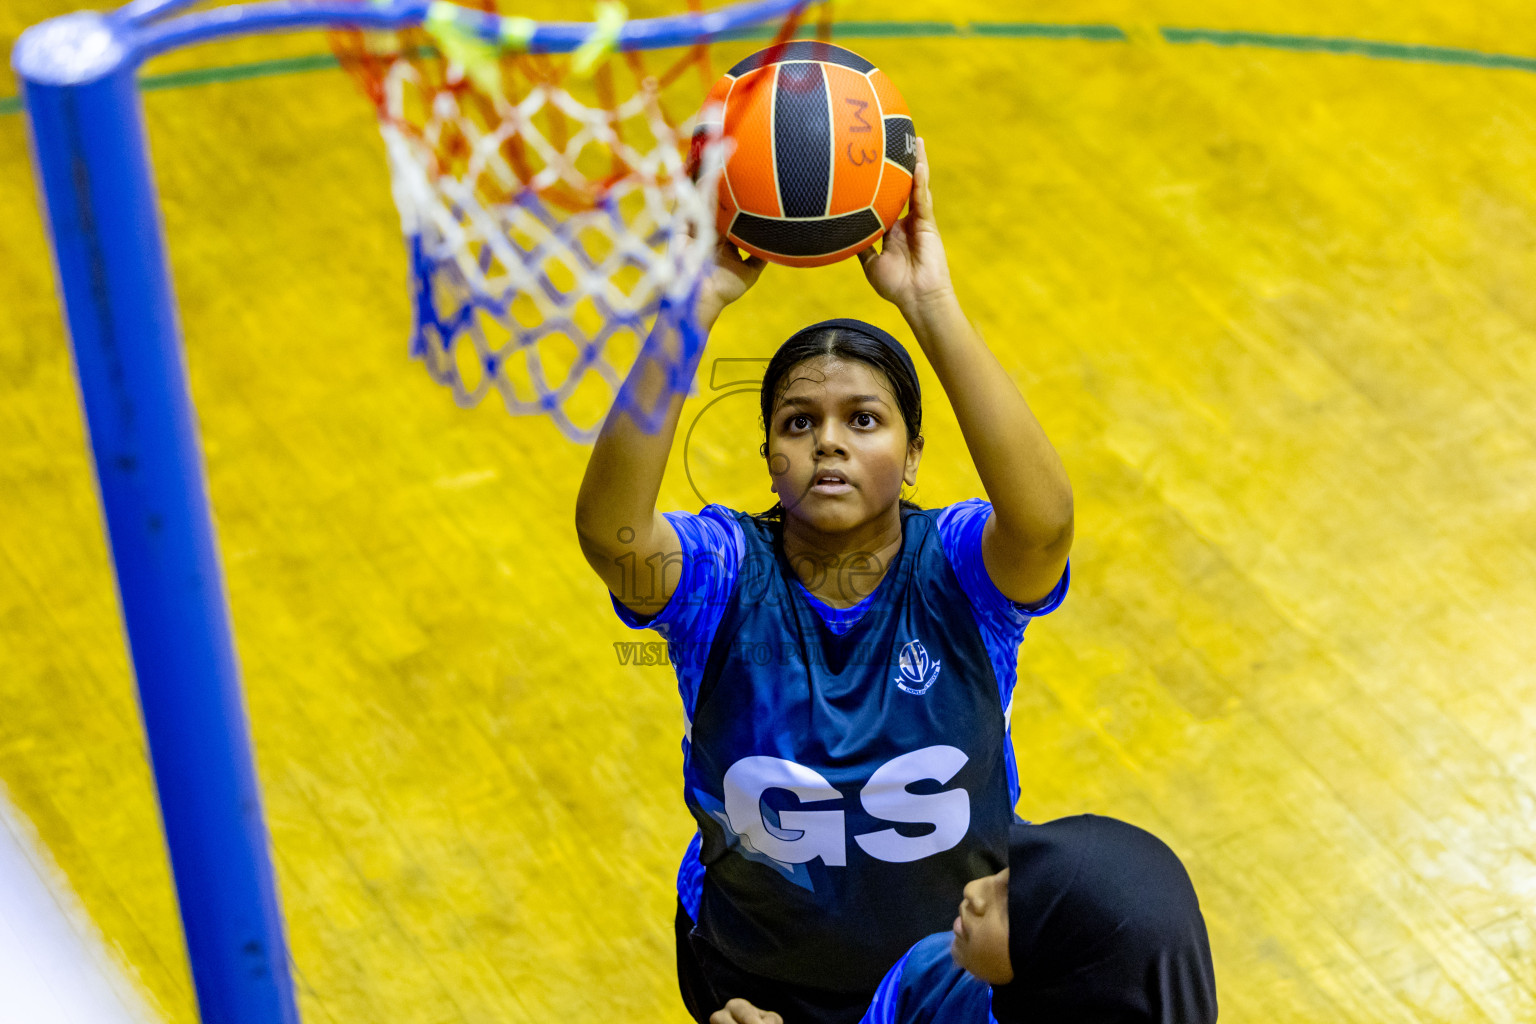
[675,814,1217,1024]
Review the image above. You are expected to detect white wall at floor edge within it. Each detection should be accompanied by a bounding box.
[0,784,161,1024]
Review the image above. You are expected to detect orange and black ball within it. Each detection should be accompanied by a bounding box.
[697,41,916,268]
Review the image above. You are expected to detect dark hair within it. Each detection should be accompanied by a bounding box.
[754,326,924,523]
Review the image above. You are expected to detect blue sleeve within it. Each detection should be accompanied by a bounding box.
[608,505,743,712]
[866,933,993,1024]
[857,944,913,1024]
[935,498,1069,644]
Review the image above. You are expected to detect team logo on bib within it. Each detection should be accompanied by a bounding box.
[895,639,941,695]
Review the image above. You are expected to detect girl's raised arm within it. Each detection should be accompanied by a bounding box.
[860,139,1074,606]
[574,240,765,615]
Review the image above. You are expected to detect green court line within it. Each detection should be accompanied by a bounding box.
[0,51,345,115]
[705,20,1124,41]
[715,20,962,41]
[970,22,1126,41]
[4,21,1535,117]
[1161,26,1536,73]
[133,51,343,92]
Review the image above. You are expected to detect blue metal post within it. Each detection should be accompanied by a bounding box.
[13,13,300,1024]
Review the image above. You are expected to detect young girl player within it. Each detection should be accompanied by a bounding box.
[574,139,1074,1023]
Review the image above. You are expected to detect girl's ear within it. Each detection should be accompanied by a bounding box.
[904,436,925,487]
[764,443,780,496]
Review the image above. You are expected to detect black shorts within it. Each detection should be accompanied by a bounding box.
[674,902,873,1024]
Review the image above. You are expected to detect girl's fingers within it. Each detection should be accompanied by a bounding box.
[725,240,766,271]
[913,136,934,223]
[713,998,775,1023]
[717,240,766,281]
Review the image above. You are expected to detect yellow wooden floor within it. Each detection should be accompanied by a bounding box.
[3,2,1535,1021]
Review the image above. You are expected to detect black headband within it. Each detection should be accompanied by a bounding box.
[775,317,920,404]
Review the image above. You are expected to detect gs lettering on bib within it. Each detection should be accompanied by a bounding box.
[719,745,971,868]
[683,508,1014,993]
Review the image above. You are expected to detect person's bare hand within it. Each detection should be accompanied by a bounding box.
[857,137,954,318]
[709,997,784,1024]
[696,238,767,327]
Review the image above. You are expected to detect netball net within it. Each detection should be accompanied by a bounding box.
[331,1,823,441]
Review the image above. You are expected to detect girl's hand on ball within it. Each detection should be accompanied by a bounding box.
[858,137,954,317]
[698,238,767,328]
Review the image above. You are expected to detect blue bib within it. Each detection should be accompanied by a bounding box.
[685,507,1013,993]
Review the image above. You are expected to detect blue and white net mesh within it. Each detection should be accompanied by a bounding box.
[349,18,732,441]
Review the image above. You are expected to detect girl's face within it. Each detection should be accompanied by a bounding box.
[766,355,921,536]
[951,866,1013,984]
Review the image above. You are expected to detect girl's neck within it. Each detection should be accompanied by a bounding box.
[779,507,905,609]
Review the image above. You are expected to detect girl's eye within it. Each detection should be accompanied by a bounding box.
[853,412,876,428]
[786,414,811,431]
